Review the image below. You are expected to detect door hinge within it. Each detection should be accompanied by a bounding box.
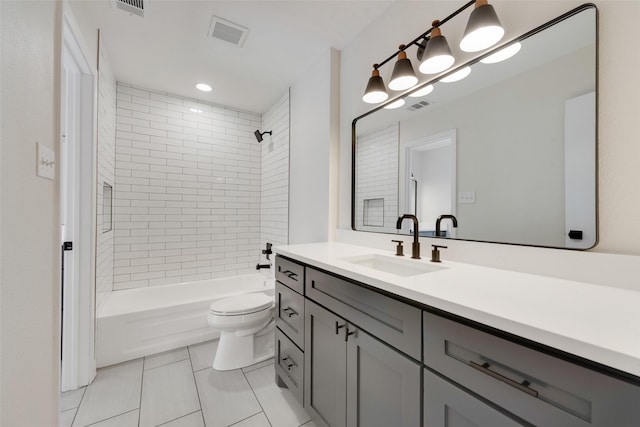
[63,241,73,251]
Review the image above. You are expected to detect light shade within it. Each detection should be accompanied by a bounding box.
[389,47,418,91]
[480,42,522,64]
[459,0,504,53]
[408,84,434,98]
[419,21,455,75]
[384,98,406,109]
[362,67,389,104]
[440,66,471,83]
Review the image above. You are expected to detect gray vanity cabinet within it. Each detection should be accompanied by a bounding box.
[424,369,526,427]
[275,255,306,406]
[423,312,640,427]
[303,299,347,427]
[304,299,421,427]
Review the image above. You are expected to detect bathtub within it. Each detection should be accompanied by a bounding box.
[97,274,274,368]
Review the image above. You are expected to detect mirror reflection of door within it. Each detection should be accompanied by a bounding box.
[403,130,456,237]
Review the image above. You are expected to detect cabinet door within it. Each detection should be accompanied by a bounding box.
[346,328,421,427]
[304,300,347,427]
[424,369,526,427]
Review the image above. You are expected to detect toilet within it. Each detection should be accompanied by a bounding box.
[207,292,275,371]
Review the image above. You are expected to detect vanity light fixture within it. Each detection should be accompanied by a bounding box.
[389,45,419,91]
[480,42,522,64]
[459,0,504,52]
[362,64,389,104]
[196,83,213,92]
[384,98,406,109]
[440,66,471,83]
[362,0,507,105]
[418,21,455,75]
[408,84,434,98]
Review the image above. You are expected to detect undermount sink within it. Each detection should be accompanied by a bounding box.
[339,254,445,277]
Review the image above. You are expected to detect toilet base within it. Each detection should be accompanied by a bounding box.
[212,324,275,371]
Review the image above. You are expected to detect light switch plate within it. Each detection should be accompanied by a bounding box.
[458,191,476,204]
[36,142,55,180]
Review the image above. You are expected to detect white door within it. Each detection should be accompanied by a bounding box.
[60,15,97,391]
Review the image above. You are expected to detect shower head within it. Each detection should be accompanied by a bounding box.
[254,129,272,143]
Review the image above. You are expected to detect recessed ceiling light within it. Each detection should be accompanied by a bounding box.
[196,83,212,92]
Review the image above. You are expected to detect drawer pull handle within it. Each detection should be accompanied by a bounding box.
[279,268,298,281]
[281,356,296,370]
[470,361,539,398]
[335,322,346,335]
[283,307,298,317]
[345,327,356,342]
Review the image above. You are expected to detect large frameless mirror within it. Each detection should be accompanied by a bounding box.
[352,4,597,249]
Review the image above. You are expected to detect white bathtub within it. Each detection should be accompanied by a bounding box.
[97,274,275,368]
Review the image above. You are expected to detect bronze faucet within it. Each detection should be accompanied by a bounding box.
[396,214,421,259]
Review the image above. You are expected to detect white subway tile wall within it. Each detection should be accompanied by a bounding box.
[96,44,117,312]
[355,123,399,233]
[260,90,290,252]
[113,83,264,289]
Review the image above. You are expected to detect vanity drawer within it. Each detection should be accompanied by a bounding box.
[275,328,304,405]
[276,281,305,349]
[275,255,305,294]
[423,312,640,427]
[305,267,421,361]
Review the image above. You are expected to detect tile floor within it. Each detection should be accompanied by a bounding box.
[60,340,315,427]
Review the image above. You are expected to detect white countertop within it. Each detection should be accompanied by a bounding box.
[276,242,640,378]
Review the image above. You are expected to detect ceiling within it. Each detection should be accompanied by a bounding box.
[80,0,394,114]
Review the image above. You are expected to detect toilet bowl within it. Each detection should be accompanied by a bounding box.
[207,292,275,371]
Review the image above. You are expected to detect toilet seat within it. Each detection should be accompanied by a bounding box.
[209,293,274,316]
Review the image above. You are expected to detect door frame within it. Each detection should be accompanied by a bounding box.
[60,8,97,391]
[401,129,457,236]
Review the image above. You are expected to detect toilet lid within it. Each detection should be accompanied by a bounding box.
[209,293,274,315]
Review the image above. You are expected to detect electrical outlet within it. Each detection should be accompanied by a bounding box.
[36,142,55,180]
[458,191,476,204]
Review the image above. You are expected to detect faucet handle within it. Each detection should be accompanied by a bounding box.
[430,244,448,263]
[391,240,404,256]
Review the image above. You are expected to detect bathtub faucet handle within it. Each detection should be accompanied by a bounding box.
[262,243,273,260]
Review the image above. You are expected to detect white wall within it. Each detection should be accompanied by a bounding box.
[113,84,263,289]
[339,0,640,256]
[289,48,340,244]
[0,1,61,425]
[261,90,290,252]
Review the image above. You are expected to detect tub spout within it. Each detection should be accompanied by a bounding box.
[256,263,271,270]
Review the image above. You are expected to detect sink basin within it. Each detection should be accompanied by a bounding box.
[339,254,445,277]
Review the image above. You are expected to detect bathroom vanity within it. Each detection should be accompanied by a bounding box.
[274,242,640,427]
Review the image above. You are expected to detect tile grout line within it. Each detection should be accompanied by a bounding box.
[240,368,274,427]
[138,357,145,427]
[156,409,202,427]
[84,409,139,427]
[67,386,87,427]
[186,346,206,426]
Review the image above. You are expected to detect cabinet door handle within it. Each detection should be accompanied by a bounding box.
[335,322,346,335]
[469,361,539,398]
[344,327,356,342]
[282,307,298,317]
[281,356,296,370]
[279,268,298,281]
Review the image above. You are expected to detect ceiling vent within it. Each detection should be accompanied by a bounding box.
[407,100,431,111]
[111,0,146,17]
[208,16,249,47]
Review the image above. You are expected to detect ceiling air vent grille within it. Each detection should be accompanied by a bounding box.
[112,0,146,17]
[208,16,249,47]
[407,100,431,111]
